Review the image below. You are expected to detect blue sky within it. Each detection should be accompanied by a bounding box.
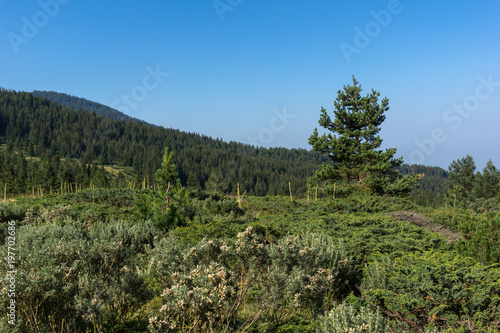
[1,0,499,170]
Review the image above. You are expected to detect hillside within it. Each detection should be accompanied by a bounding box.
[31,90,144,123]
[0,89,327,196]
[0,89,450,199]
[2,87,500,332]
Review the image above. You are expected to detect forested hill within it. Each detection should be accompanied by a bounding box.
[399,164,448,195]
[0,89,327,196]
[31,90,144,123]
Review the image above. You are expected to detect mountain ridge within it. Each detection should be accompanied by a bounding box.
[31,90,145,124]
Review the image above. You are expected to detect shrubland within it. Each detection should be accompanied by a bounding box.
[1,186,500,332]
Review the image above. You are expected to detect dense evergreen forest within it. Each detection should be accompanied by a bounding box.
[0,88,450,201]
[31,90,143,123]
[0,89,328,197]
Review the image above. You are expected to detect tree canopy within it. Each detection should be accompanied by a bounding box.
[308,76,413,195]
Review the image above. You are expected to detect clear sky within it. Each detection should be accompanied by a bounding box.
[1,0,499,169]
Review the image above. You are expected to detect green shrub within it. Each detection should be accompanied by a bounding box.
[267,233,353,307]
[203,197,245,217]
[148,228,354,332]
[328,195,415,214]
[324,214,449,267]
[425,207,475,231]
[22,205,74,226]
[361,251,500,332]
[470,197,499,213]
[0,219,158,332]
[317,303,388,333]
[0,202,25,223]
[458,211,500,264]
[133,182,195,231]
[0,201,25,246]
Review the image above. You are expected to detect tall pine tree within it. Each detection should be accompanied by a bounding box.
[472,159,500,200]
[308,76,413,195]
[446,155,476,206]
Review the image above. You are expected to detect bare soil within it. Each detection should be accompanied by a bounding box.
[391,211,461,242]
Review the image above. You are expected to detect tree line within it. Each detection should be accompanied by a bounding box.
[0,87,467,201]
[0,89,326,196]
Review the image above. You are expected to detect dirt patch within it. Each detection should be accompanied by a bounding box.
[391,211,460,242]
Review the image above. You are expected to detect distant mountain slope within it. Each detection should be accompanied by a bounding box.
[1,89,449,198]
[0,89,326,196]
[31,90,145,123]
[398,164,448,195]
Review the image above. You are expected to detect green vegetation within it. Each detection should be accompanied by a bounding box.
[3,185,500,332]
[31,90,143,123]
[309,76,415,196]
[0,89,326,197]
[1,81,500,332]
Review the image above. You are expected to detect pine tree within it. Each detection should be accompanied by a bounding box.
[446,155,476,206]
[186,171,201,189]
[133,147,194,230]
[308,76,412,195]
[155,147,177,189]
[206,169,224,193]
[473,160,500,199]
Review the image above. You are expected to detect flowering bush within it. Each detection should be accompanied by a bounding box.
[148,228,353,332]
[317,303,387,333]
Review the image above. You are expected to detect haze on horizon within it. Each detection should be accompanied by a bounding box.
[1,0,499,169]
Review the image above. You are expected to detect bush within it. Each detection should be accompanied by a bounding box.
[267,233,353,308]
[458,211,500,265]
[328,195,415,214]
[317,303,388,333]
[0,202,25,223]
[203,197,245,217]
[148,229,354,332]
[133,182,195,231]
[0,201,25,246]
[361,251,500,332]
[0,219,158,332]
[470,197,499,213]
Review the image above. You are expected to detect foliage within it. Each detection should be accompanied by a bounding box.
[323,212,449,268]
[308,76,413,196]
[148,228,354,332]
[472,159,500,203]
[156,148,178,188]
[361,251,500,332]
[458,211,500,265]
[399,164,448,202]
[470,197,499,214]
[205,169,225,194]
[317,303,388,333]
[328,194,415,214]
[4,84,500,332]
[424,207,472,231]
[0,90,325,196]
[0,219,158,332]
[0,147,123,196]
[445,155,476,207]
[14,188,138,223]
[0,201,25,244]
[32,90,141,122]
[134,148,195,230]
[3,177,500,332]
